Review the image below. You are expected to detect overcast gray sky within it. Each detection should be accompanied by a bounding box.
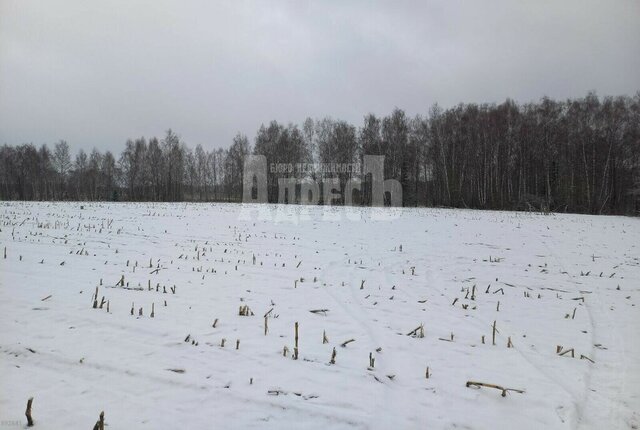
[1,1,639,153]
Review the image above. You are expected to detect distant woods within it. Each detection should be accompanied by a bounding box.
[1,91,639,214]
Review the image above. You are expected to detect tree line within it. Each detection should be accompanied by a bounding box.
[1,91,639,214]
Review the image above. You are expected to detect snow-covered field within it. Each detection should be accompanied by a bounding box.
[0,202,638,429]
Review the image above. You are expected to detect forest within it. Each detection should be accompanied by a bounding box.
[1,91,639,214]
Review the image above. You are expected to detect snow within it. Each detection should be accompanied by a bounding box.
[0,202,638,429]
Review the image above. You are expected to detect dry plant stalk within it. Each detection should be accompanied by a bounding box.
[330,347,336,364]
[492,320,497,346]
[239,305,254,316]
[25,397,34,427]
[580,354,595,363]
[293,322,299,360]
[341,339,355,347]
[92,411,105,430]
[407,324,424,337]
[559,348,575,358]
[466,381,525,397]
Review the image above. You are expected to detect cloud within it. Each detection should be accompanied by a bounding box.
[1,0,638,153]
